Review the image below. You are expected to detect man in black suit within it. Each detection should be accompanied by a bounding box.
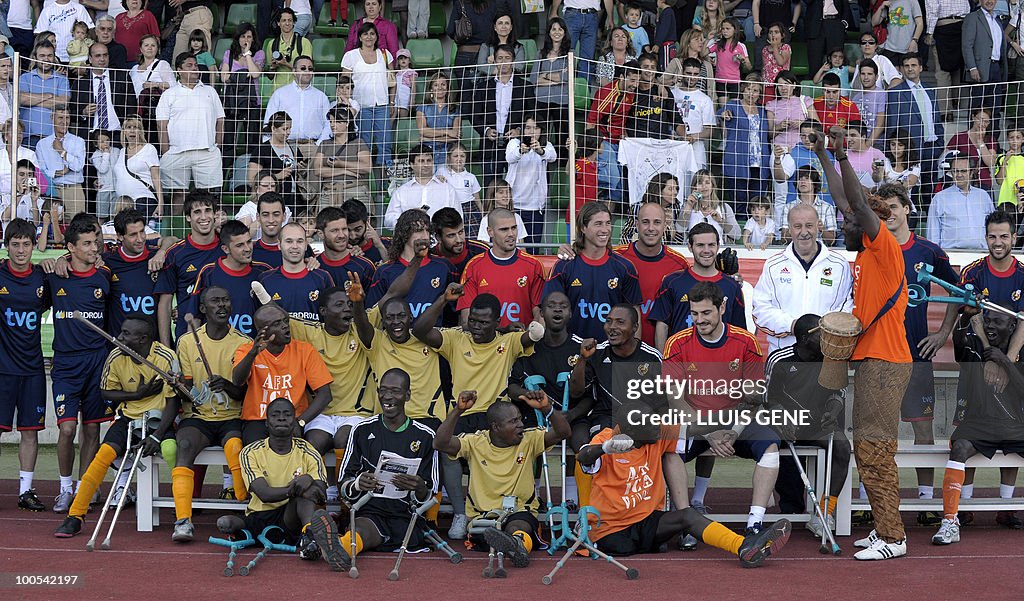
[472,44,535,186]
[70,43,137,141]
[804,0,854,71]
[95,17,130,70]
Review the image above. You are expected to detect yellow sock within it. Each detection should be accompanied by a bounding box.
[700,522,743,556]
[574,462,593,507]
[340,531,364,556]
[171,467,195,520]
[513,530,533,554]
[69,444,118,518]
[819,495,837,516]
[223,438,247,501]
[334,449,345,485]
[425,492,441,522]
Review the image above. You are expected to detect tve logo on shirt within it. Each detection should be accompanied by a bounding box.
[4,309,38,330]
[119,293,155,314]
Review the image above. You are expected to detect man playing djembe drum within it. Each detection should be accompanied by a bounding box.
[811,127,912,561]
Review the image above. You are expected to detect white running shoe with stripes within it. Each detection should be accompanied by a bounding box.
[853,536,907,560]
[853,529,879,549]
[931,518,960,545]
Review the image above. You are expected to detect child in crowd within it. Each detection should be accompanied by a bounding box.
[436,144,482,234]
[329,0,349,27]
[394,49,418,118]
[1,160,42,233]
[711,18,750,105]
[693,0,726,45]
[743,195,776,250]
[296,209,319,243]
[90,130,117,220]
[66,21,93,68]
[189,29,217,85]
[35,198,64,251]
[505,116,557,244]
[101,196,160,243]
[478,180,527,243]
[813,46,853,94]
[0,34,14,58]
[332,75,360,122]
[623,4,651,54]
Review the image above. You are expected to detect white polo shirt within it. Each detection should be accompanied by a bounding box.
[155,80,225,155]
[383,176,461,229]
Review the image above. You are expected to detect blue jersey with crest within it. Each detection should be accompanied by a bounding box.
[102,241,163,337]
[959,256,1024,312]
[190,258,272,336]
[901,234,958,361]
[649,270,746,340]
[366,256,458,326]
[318,252,376,292]
[0,261,50,374]
[542,251,642,342]
[153,235,224,339]
[49,266,112,354]
[258,267,335,322]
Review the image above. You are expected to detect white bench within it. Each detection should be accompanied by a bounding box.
[835,443,1024,536]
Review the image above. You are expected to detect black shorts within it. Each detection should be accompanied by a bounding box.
[361,506,428,552]
[901,361,936,422]
[0,372,46,431]
[951,421,1024,459]
[52,350,112,425]
[455,412,490,436]
[243,506,302,544]
[595,511,673,557]
[178,418,243,446]
[468,510,540,552]
[682,423,780,462]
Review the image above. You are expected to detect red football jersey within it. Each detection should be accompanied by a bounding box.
[457,249,546,327]
[663,325,764,411]
[615,242,690,347]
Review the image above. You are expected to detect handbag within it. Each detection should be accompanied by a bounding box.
[136,61,167,118]
[121,147,157,197]
[454,2,474,44]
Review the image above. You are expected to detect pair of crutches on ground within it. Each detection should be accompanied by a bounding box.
[785,433,842,555]
[467,501,517,578]
[85,410,161,551]
[210,526,297,576]
[522,374,638,583]
[347,490,463,581]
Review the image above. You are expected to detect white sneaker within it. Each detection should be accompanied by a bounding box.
[931,518,960,545]
[326,485,340,503]
[108,486,136,508]
[53,489,73,513]
[853,529,879,549]
[806,513,836,538]
[448,513,468,539]
[853,536,907,560]
[172,518,195,543]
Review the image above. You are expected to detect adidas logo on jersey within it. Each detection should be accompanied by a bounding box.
[0,287,7,295]
[790,366,798,372]
[480,278,489,286]
[56,288,67,296]
[128,377,136,383]
[570,278,582,287]
[112,274,120,282]
[186,264,197,273]
[367,433,375,440]
[272,293,282,300]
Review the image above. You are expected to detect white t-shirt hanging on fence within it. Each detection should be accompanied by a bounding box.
[669,88,715,169]
[617,138,698,206]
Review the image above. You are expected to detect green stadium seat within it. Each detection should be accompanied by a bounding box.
[790,41,809,77]
[801,79,822,99]
[549,169,568,211]
[844,43,863,64]
[460,120,480,153]
[312,74,338,98]
[406,38,444,69]
[312,38,346,71]
[209,4,221,36]
[574,77,591,110]
[259,76,274,108]
[224,4,258,36]
[428,3,446,36]
[392,117,421,156]
[315,4,349,36]
[520,38,538,62]
[213,37,231,65]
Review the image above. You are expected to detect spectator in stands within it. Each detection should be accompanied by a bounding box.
[156,53,225,209]
[505,115,557,243]
[448,0,497,105]
[0,55,11,126]
[881,129,921,194]
[70,43,134,140]
[393,49,417,118]
[922,0,968,121]
[472,44,534,185]
[236,170,284,239]
[887,54,943,184]
[845,122,887,188]
[780,165,837,245]
[416,72,462,168]
[530,17,570,164]
[220,23,265,165]
[766,71,817,150]
[115,0,159,69]
[586,62,637,207]
[342,22,396,168]
[129,34,174,138]
[753,0,800,41]
[34,0,93,63]
[478,180,526,242]
[813,46,852,94]
[927,155,994,249]
[1,159,42,229]
[36,107,86,216]
[853,32,901,89]
[18,41,68,150]
[313,108,373,207]
[851,60,887,150]
[265,56,332,161]
[330,75,360,121]
[249,111,309,210]
[112,115,163,220]
[291,0,315,37]
[947,106,998,191]
[437,144,482,233]
[671,57,716,173]
[264,8,312,92]
[1009,5,1024,81]
[172,1,213,61]
[407,0,430,39]
[804,0,852,69]
[692,0,726,41]
[93,17,128,70]
[621,172,684,243]
[595,27,637,87]
[961,0,1007,114]
[665,28,716,98]
[681,169,741,243]
[6,0,33,55]
[760,23,791,101]
[874,0,923,59]
[549,0,610,82]
[621,4,650,53]
[711,18,751,106]
[627,53,683,140]
[0,121,45,198]
[995,127,1024,208]
[476,12,526,80]
[774,120,836,206]
[90,131,116,220]
[813,72,861,132]
[719,73,771,219]
[345,0,399,59]
[384,144,461,228]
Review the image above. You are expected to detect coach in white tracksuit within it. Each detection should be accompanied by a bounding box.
[753,204,854,352]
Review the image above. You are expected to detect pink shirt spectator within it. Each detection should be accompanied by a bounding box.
[712,41,747,85]
[115,10,160,63]
[947,131,998,189]
[345,16,400,60]
[761,43,791,87]
[765,95,813,148]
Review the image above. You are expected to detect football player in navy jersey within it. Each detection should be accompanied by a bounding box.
[342,198,390,266]
[544,202,642,342]
[48,214,114,513]
[314,207,375,290]
[250,192,286,267]
[258,223,335,321]
[155,192,224,345]
[0,219,51,511]
[881,184,959,525]
[430,208,489,279]
[650,222,746,351]
[366,209,458,326]
[191,220,273,337]
[102,208,180,338]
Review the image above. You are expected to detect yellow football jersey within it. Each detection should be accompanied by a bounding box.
[455,428,547,519]
[176,324,250,421]
[290,319,378,417]
[365,306,446,420]
[100,341,178,420]
[438,329,533,415]
[240,437,327,513]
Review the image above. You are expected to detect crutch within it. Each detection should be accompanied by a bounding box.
[209,529,256,577]
[784,440,841,555]
[239,526,297,576]
[85,439,138,551]
[95,442,146,550]
[420,526,464,563]
[542,507,638,585]
[388,495,439,581]
[820,432,839,555]
[524,375,557,537]
[347,492,373,579]
[468,505,514,578]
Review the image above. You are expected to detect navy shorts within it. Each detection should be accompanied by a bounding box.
[52,350,112,425]
[178,418,243,446]
[901,361,936,422]
[0,372,47,431]
[682,423,780,462]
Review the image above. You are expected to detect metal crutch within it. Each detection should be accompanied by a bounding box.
[348,492,373,579]
[784,440,841,555]
[388,495,439,581]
